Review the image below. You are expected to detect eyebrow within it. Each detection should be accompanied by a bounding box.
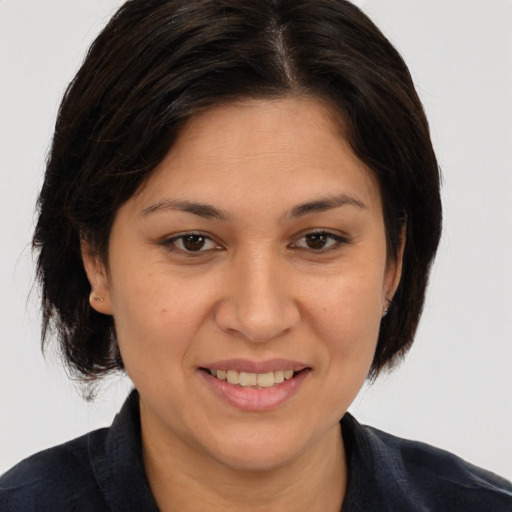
[140,199,230,220]
[287,194,367,218]
[140,193,366,220]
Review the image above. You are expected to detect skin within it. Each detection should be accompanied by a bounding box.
[83,97,403,512]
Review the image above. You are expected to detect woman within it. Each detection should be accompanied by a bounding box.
[1,0,510,510]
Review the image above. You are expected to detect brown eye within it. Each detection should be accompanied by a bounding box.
[305,233,329,250]
[292,231,348,252]
[163,233,220,254]
[182,234,207,251]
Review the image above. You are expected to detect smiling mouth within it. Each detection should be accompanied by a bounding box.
[202,368,304,388]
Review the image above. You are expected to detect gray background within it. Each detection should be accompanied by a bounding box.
[1,0,511,479]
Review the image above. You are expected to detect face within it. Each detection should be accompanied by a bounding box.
[84,98,402,472]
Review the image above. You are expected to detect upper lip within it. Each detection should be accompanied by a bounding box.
[199,358,310,373]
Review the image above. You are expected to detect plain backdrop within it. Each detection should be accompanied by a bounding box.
[1,0,511,480]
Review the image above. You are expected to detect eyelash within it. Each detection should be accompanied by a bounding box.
[160,232,222,255]
[290,231,350,253]
[159,230,350,256]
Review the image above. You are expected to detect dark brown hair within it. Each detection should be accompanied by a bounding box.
[34,0,441,385]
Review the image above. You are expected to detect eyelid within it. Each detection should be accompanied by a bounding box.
[159,231,223,254]
[157,229,349,255]
[290,229,351,252]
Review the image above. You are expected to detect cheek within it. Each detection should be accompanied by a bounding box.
[109,268,214,371]
[307,266,385,342]
[308,280,383,410]
[305,268,384,393]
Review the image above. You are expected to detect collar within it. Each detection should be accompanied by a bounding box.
[89,390,159,512]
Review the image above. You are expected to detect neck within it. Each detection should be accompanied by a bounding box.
[141,415,346,512]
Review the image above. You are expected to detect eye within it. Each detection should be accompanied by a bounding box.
[292,231,348,252]
[162,233,221,254]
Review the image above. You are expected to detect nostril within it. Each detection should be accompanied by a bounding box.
[214,300,301,342]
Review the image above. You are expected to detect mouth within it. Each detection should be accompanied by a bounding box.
[199,362,311,411]
[201,368,304,388]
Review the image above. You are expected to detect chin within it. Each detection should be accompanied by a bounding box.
[202,423,316,472]
[214,444,299,473]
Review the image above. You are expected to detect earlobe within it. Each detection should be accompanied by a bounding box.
[81,240,113,315]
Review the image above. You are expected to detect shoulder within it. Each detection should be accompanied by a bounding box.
[372,425,512,507]
[0,429,110,512]
[342,414,512,511]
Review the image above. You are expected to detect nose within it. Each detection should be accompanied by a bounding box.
[214,249,301,342]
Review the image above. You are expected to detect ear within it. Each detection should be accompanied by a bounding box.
[81,239,113,315]
[383,223,406,307]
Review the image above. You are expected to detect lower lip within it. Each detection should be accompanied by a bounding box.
[200,369,310,412]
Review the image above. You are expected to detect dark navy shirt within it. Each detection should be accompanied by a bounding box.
[1,391,511,511]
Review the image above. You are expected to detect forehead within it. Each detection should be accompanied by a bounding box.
[171,97,347,166]
[129,97,382,216]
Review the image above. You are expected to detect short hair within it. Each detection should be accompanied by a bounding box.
[34,0,441,386]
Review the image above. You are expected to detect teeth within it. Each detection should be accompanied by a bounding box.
[226,370,240,384]
[274,370,285,384]
[239,372,257,386]
[257,372,275,388]
[209,369,297,387]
